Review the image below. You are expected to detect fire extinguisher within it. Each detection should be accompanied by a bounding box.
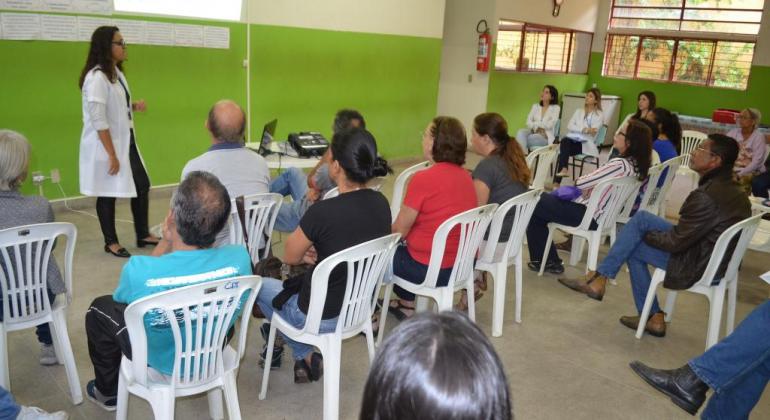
[477,19,491,72]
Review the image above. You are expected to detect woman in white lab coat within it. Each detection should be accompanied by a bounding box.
[553,87,604,184]
[515,85,561,152]
[78,26,159,258]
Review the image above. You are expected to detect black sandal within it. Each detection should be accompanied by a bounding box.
[387,300,415,321]
[309,352,323,381]
[294,360,311,384]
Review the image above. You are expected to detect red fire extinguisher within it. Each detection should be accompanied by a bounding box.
[477,19,491,72]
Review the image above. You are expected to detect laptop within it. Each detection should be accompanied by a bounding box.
[258,119,278,155]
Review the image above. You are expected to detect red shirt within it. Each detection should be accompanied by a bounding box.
[403,162,477,267]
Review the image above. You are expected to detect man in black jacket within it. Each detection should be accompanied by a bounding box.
[557,134,751,337]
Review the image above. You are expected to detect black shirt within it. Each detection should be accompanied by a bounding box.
[297,189,391,319]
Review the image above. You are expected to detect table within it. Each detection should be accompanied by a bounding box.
[245,142,321,169]
[677,114,770,140]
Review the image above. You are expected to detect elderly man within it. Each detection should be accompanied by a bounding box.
[558,134,751,337]
[181,100,270,245]
[84,171,252,411]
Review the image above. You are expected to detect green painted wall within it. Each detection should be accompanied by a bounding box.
[586,52,770,121]
[0,16,441,198]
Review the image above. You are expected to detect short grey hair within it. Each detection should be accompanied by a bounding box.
[172,171,231,248]
[0,130,31,191]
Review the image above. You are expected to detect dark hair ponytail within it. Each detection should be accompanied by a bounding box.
[651,107,682,154]
[331,128,386,184]
[623,119,652,180]
[473,112,530,185]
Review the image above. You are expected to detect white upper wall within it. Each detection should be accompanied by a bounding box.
[244,0,445,38]
[496,0,600,34]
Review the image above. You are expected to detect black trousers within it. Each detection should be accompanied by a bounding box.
[85,295,131,396]
[96,130,151,245]
[526,194,597,264]
[554,137,584,183]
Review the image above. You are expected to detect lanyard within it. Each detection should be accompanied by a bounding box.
[584,111,594,128]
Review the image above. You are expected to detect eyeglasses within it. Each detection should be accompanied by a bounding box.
[617,132,626,137]
[112,40,127,48]
[695,145,717,156]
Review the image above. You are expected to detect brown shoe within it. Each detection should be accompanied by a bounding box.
[557,271,607,301]
[620,312,666,337]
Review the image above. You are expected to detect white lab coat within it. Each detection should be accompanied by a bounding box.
[524,103,561,143]
[566,108,604,157]
[79,67,145,198]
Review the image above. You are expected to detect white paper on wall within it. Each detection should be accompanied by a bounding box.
[173,23,202,47]
[203,25,228,49]
[0,0,42,11]
[112,18,144,44]
[76,15,111,41]
[40,13,77,41]
[144,21,172,46]
[1,12,41,40]
[71,0,111,15]
[41,0,72,13]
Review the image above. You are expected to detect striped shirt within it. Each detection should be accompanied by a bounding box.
[575,157,638,217]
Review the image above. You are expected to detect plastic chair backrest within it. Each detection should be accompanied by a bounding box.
[553,119,561,139]
[391,161,431,218]
[302,233,401,335]
[123,276,260,388]
[0,223,75,326]
[594,124,608,147]
[229,193,282,265]
[422,204,498,289]
[681,130,707,168]
[618,161,669,220]
[577,176,640,231]
[692,215,761,288]
[642,155,684,214]
[479,189,543,264]
[526,144,558,190]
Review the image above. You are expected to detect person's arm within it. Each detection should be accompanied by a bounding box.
[307,149,332,189]
[132,100,146,112]
[586,110,603,136]
[392,205,418,238]
[644,190,718,253]
[284,226,314,265]
[567,109,582,133]
[737,131,767,176]
[474,179,490,206]
[96,130,120,175]
[526,104,539,130]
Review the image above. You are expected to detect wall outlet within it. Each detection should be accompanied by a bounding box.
[50,169,61,183]
[31,171,45,185]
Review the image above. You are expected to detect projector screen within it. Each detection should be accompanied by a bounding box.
[113,0,243,21]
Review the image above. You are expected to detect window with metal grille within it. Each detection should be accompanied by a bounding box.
[495,20,594,74]
[610,0,764,35]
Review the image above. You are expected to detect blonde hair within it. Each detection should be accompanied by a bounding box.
[744,108,762,130]
[585,87,602,112]
[0,130,31,191]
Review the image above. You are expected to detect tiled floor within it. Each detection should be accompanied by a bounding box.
[5,154,770,419]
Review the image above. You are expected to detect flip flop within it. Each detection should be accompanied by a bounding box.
[387,299,415,321]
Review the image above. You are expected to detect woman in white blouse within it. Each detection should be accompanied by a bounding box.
[515,85,560,151]
[554,87,604,183]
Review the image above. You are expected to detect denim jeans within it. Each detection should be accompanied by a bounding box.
[269,167,310,232]
[0,290,55,345]
[597,210,671,314]
[526,193,596,265]
[256,277,338,361]
[751,171,770,198]
[689,299,770,419]
[515,129,548,151]
[390,245,452,302]
[0,385,20,419]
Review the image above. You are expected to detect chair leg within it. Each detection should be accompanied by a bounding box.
[377,283,394,347]
[50,310,83,404]
[513,259,523,324]
[569,236,585,267]
[465,281,476,322]
[0,328,9,391]
[490,266,506,337]
[663,291,678,322]
[539,227,555,276]
[259,322,278,400]
[415,296,430,313]
[706,287,726,350]
[207,388,224,420]
[147,390,174,420]
[223,372,242,420]
[363,321,376,364]
[636,272,664,340]
[586,235,600,272]
[116,373,129,420]
[321,340,342,420]
[726,278,738,335]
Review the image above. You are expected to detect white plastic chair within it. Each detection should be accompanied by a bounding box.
[260,233,400,420]
[322,187,340,200]
[476,190,543,335]
[679,130,707,192]
[570,124,608,179]
[539,176,640,276]
[377,204,497,343]
[526,144,559,190]
[117,276,261,420]
[0,222,82,404]
[635,215,761,350]
[390,161,431,220]
[229,193,282,266]
[615,157,683,236]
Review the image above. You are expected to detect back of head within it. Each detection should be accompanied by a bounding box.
[623,119,653,180]
[474,112,530,185]
[333,109,366,134]
[431,116,467,166]
[744,107,762,130]
[708,133,739,172]
[0,130,31,191]
[635,117,659,141]
[330,128,391,184]
[173,171,231,248]
[651,107,682,153]
[207,100,246,143]
[360,311,512,420]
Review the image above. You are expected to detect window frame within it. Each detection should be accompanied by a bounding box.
[494,20,594,75]
[609,0,764,34]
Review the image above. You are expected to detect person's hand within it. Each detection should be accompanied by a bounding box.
[108,155,120,175]
[302,246,318,265]
[589,127,598,135]
[535,127,546,136]
[306,188,321,203]
[133,100,147,112]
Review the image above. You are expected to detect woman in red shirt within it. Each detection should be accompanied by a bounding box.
[386,116,477,320]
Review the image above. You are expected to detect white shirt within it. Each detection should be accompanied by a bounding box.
[524,103,561,143]
[567,107,604,157]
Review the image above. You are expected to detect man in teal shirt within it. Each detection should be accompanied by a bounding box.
[84,171,252,411]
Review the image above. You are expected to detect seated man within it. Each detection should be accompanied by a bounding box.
[269,109,366,232]
[629,298,770,418]
[181,100,270,246]
[84,171,252,411]
[558,134,751,337]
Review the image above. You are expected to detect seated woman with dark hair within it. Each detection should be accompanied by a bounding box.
[255,127,392,383]
[527,119,653,274]
[650,107,681,163]
[0,130,65,367]
[383,116,477,321]
[360,311,513,420]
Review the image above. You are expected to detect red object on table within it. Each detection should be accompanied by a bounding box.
[712,109,740,124]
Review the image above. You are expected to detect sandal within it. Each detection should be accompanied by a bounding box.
[387,299,415,321]
[294,360,311,383]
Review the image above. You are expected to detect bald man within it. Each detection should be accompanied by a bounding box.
[181,100,270,246]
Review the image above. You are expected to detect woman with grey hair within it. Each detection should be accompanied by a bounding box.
[727,108,767,188]
[0,130,66,366]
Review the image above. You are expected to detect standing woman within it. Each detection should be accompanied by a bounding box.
[554,87,604,183]
[515,85,560,152]
[78,26,159,258]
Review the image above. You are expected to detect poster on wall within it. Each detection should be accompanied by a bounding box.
[173,23,202,47]
[112,17,144,44]
[144,21,173,46]
[40,13,76,40]
[1,0,112,14]
[0,12,40,39]
[203,25,228,49]
[76,14,110,40]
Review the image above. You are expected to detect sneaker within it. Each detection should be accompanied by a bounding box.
[86,380,116,412]
[527,260,565,275]
[39,344,58,366]
[258,323,284,370]
[16,406,68,420]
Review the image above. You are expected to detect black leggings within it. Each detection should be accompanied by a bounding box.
[96,131,151,245]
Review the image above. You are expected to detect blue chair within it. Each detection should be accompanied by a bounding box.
[570,124,607,179]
